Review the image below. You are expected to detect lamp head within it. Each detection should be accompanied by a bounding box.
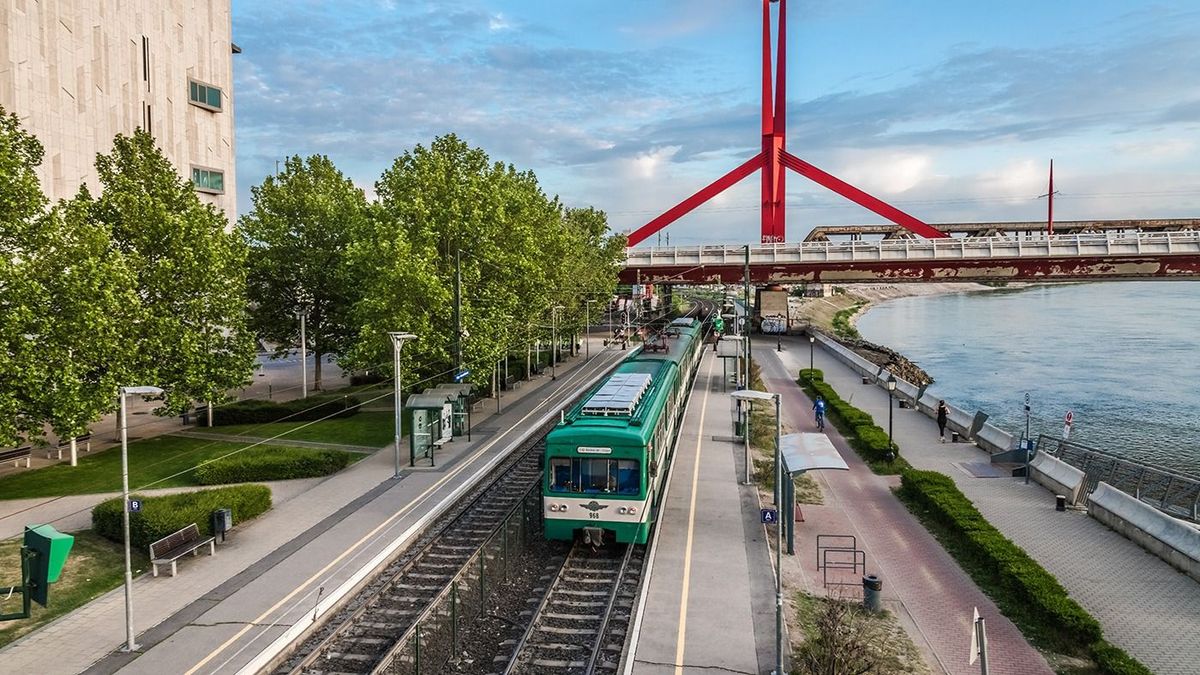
[120,385,164,396]
[886,377,897,392]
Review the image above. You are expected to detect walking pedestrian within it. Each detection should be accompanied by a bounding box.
[936,400,949,442]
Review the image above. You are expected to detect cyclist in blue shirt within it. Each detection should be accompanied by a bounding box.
[812,396,827,431]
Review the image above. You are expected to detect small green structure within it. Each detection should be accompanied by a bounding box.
[1,524,74,620]
[406,391,454,466]
[428,383,473,439]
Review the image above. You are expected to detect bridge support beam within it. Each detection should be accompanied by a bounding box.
[627,0,946,248]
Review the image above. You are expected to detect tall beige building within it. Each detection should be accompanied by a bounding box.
[1,0,237,220]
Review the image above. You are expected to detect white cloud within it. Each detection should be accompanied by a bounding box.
[836,151,934,194]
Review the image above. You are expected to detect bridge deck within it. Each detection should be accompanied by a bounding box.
[622,231,1200,284]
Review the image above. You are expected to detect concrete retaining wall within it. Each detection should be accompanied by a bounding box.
[1029,452,1086,504]
[1088,482,1200,582]
[975,423,1017,454]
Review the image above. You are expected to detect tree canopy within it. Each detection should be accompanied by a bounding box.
[239,155,368,390]
[0,114,255,447]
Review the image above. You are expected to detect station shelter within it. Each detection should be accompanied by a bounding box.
[406,391,454,465]
[428,383,473,439]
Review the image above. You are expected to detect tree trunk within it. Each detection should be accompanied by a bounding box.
[314,349,323,391]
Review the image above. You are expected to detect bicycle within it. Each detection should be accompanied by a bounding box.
[815,410,825,431]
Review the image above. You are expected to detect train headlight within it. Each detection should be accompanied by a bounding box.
[629,507,638,515]
[558,503,568,511]
[548,504,559,512]
[618,507,628,514]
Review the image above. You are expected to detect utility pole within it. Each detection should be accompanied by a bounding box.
[454,248,463,373]
[744,245,751,389]
[1039,159,1059,236]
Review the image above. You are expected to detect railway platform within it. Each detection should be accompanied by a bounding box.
[0,340,624,675]
[629,350,777,674]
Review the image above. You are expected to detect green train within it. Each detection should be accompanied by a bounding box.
[543,316,705,545]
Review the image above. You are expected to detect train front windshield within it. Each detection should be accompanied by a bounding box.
[549,457,640,495]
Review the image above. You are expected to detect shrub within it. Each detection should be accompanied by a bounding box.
[899,469,1106,650]
[194,448,352,485]
[1090,640,1153,675]
[92,484,271,551]
[210,393,361,425]
[796,369,905,474]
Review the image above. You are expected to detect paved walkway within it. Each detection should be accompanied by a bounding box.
[772,334,1200,675]
[758,343,1049,674]
[0,341,618,675]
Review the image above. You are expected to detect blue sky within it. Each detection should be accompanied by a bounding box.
[231,0,1200,244]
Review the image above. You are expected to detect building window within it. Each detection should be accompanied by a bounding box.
[188,79,222,111]
[192,167,224,194]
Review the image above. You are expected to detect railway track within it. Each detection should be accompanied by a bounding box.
[501,543,646,675]
[277,442,546,675]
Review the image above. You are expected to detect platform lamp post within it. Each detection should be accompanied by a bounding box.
[887,376,898,457]
[584,299,596,361]
[118,385,164,652]
[388,332,417,476]
[294,304,309,399]
[551,305,564,380]
[730,388,784,675]
[808,334,815,376]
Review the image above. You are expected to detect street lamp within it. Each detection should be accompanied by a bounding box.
[118,385,164,652]
[294,305,308,399]
[808,334,815,375]
[730,388,784,675]
[584,299,596,361]
[388,332,417,475]
[886,376,898,458]
[551,305,564,380]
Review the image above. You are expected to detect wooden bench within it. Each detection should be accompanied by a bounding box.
[149,523,216,577]
[1,446,31,468]
[47,434,91,460]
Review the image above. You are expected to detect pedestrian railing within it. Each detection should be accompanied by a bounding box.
[1037,435,1200,522]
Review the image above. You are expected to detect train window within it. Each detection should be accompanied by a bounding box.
[549,458,573,492]
[552,458,640,495]
[616,460,639,494]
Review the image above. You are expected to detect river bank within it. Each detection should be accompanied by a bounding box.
[793,281,1012,386]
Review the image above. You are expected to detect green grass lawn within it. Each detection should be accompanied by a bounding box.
[208,410,399,448]
[0,531,149,648]
[0,437,363,500]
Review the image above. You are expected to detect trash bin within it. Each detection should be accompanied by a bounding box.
[951,431,961,443]
[862,574,883,613]
[211,508,233,543]
[1056,495,1066,512]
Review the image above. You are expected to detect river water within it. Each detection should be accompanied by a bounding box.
[855,281,1200,475]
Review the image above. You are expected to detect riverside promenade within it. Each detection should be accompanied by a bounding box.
[767,335,1200,675]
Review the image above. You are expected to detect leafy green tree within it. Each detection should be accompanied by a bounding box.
[367,135,563,384]
[28,190,138,444]
[90,130,254,413]
[239,155,367,390]
[0,106,49,444]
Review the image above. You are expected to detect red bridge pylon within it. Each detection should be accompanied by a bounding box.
[625,0,948,247]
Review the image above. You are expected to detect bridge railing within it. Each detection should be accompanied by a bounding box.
[625,230,1200,266]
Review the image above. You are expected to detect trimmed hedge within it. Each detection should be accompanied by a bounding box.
[194,448,353,485]
[210,393,362,426]
[1091,640,1154,675]
[899,469,1149,674]
[797,369,902,472]
[92,484,271,552]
